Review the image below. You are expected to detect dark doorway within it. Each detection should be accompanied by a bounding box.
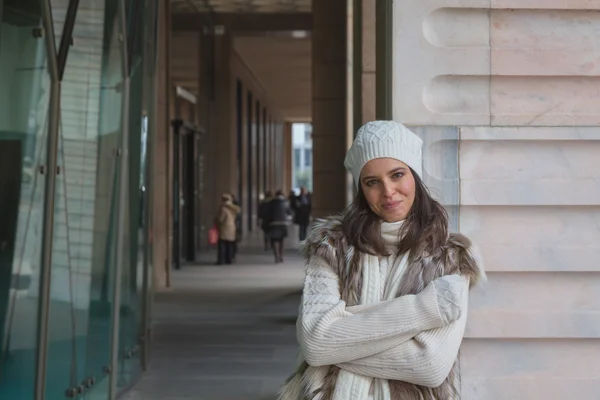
[246,91,253,232]
[235,80,243,224]
[262,107,267,194]
[171,120,201,268]
[0,140,22,361]
[255,100,261,206]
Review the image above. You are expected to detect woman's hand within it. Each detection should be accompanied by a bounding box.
[431,274,465,324]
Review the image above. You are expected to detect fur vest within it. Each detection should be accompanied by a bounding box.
[279,216,485,400]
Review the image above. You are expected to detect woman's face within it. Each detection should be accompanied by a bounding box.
[359,158,416,223]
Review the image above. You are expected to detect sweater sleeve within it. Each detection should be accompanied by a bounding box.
[336,275,470,388]
[297,256,448,367]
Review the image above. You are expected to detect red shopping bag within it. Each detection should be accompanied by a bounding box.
[208,225,219,246]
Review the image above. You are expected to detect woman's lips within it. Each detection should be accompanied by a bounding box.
[382,201,401,210]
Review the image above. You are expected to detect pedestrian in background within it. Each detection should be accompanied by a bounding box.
[258,190,274,251]
[267,190,291,263]
[293,186,312,242]
[215,193,240,265]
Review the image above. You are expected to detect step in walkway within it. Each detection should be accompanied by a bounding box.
[121,245,306,400]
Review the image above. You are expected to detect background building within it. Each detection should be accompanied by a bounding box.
[292,123,313,192]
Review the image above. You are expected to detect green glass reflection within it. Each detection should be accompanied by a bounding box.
[44,0,124,398]
[117,0,147,388]
[83,0,125,398]
[0,1,50,398]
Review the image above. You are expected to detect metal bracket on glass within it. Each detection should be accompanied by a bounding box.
[125,348,134,359]
[32,28,44,38]
[83,376,95,388]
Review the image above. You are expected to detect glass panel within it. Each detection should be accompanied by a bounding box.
[116,48,144,395]
[0,1,49,399]
[43,0,124,398]
[82,0,124,397]
[117,0,153,390]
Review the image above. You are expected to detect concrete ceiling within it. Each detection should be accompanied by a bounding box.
[169,0,312,121]
[171,0,310,14]
[233,35,311,122]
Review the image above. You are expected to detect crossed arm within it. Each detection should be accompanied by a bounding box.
[296,256,469,388]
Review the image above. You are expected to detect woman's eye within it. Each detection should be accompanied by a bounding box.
[392,172,404,179]
[366,180,377,187]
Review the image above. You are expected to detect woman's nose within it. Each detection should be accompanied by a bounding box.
[382,181,394,197]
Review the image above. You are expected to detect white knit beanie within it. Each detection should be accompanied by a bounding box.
[344,121,423,187]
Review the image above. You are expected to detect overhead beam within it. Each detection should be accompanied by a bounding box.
[172,12,312,32]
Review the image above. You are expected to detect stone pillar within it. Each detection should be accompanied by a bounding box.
[204,26,234,222]
[283,122,293,193]
[152,0,171,289]
[269,119,276,192]
[311,0,348,218]
[358,0,376,125]
[393,2,600,398]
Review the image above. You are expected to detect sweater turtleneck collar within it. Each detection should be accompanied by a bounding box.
[381,219,405,245]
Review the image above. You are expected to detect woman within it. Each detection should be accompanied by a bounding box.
[279,121,485,399]
[215,193,240,265]
[267,190,291,263]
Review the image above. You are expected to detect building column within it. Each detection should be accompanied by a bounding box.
[311,0,348,218]
[152,0,171,289]
[392,2,600,397]
[204,25,234,222]
[353,0,376,127]
[283,122,293,193]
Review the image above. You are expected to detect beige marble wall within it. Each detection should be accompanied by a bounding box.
[393,1,600,398]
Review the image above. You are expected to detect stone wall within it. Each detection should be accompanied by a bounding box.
[393,1,600,398]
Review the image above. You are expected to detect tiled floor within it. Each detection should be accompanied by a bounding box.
[120,243,305,400]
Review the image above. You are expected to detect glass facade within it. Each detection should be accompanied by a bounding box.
[0,0,158,398]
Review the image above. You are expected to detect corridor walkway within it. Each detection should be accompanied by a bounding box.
[121,243,306,400]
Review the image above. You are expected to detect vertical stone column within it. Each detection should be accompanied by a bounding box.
[393,2,600,398]
[205,25,233,218]
[283,122,293,193]
[360,0,376,124]
[152,0,171,289]
[311,0,348,218]
[269,119,276,192]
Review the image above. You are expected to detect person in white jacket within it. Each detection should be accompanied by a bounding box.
[278,121,486,400]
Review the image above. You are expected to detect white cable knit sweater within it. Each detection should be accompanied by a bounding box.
[296,221,470,399]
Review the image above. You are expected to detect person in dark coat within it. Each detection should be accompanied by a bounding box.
[267,190,291,263]
[258,191,273,251]
[294,186,312,242]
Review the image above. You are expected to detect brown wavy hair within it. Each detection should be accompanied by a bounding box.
[341,167,448,258]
